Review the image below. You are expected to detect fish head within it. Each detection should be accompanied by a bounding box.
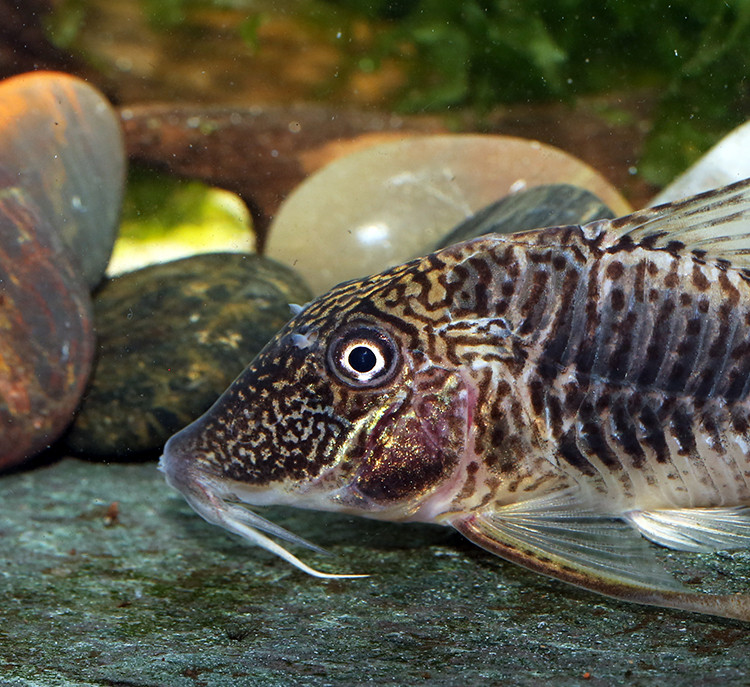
[161,261,474,546]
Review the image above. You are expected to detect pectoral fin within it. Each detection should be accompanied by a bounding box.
[451,490,750,621]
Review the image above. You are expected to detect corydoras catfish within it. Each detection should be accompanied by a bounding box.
[161,178,750,621]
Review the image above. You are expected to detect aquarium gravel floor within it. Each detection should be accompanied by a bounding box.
[1,458,749,686]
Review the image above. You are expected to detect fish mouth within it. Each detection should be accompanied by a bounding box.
[159,432,367,579]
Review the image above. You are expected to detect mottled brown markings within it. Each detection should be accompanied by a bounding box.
[210,355,350,485]
[579,401,621,470]
[405,268,443,313]
[664,240,686,254]
[518,268,550,336]
[691,263,710,291]
[455,461,479,500]
[695,366,721,400]
[208,212,750,529]
[439,262,469,306]
[354,302,423,350]
[725,362,750,402]
[605,260,624,280]
[634,298,675,387]
[611,288,626,311]
[609,215,636,231]
[719,271,741,306]
[552,254,567,271]
[495,379,512,398]
[611,401,646,468]
[564,382,585,415]
[664,270,680,289]
[716,258,731,272]
[509,340,528,372]
[486,432,523,476]
[558,427,597,476]
[547,394,564,439]
[574,258,601,375]
[685,316,702,337]
[489,423,506,451]
[633,259,646,302]
[470,258,494,317]
[471,367,494,454]
[528,378,544,416]
[732,409,749,436]
[700,411,726,456]
[639,232,669,250]
[595,391,611,413]
[494,300,509,316]
[639,405,670,464]
[509,398,526,433]
[708,304,734,367]
[539,265,581,375]
[507,259,521,280]
[608,329,633,382]
[529,250,553,265]
[489,244,515,268]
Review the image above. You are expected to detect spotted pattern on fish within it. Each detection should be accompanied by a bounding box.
[174,223,750,514]
[162,178,750,620]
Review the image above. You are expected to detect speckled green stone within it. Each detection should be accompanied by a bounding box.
[435,184,616,249]
[65,253,311,458]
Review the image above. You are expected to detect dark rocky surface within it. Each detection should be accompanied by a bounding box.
[435,184,615,249]
[1,458,748,686]
[65,253,312,458]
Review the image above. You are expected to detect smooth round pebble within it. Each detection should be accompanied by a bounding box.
[266,134,630,294]
[435,184,615,249]
[65,253,312,458]
[0,71,126,289]
[0,72,124,471]
[0,189,94,471]
[651,119,750,205]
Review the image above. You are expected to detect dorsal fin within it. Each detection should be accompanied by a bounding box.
[586,177,750,268]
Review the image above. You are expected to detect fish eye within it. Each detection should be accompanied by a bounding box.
[327,324,400,388]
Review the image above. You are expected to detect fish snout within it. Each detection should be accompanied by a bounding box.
[159,420,207,496]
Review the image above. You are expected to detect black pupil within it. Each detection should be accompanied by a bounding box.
[348,345,377,374]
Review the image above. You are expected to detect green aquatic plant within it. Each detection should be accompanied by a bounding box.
[107,168,253,275]
[46,0,750,185]
[324,0,750,183]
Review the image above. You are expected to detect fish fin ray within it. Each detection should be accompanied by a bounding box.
[626,506,750,552]
[588,177,750,267]
[451,489,750,620]
[453,488,684,593]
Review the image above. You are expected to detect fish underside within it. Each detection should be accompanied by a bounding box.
[161,178,750,622]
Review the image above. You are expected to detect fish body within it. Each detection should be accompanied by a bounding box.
[161,179,750,620]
